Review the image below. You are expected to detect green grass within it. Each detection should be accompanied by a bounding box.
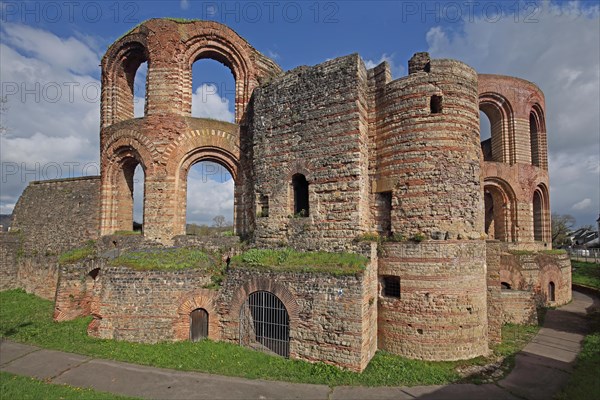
[230,248,368,276]
[109,248,216,271]
[1,289,541,387]
[556,308,600,400]
[572,261,600,290]
[0,372,139,400]
[58,241,96,265]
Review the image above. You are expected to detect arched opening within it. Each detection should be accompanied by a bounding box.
[133,61,147,118]
[186,161,234,235]
[190,308,209,341]
[548,281,556,302]
[239,291,290,357]
[501,282,512,290]
[479,94,514,164]
[533,190,543,241]
[132,165,144,232]
[484,183,515,242]
[191,58,235,122]
[114,157,145,232]
[479,109,495,162]
[292,174,309,217]
[87,268,100,281]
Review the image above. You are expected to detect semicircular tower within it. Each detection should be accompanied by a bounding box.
[99,19,282,243]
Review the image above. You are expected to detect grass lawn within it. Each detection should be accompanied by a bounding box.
[0,371,139,400]
[571,261,600,290]
[0,289,536,387]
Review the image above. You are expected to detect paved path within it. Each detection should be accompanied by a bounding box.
[1,290,597,400]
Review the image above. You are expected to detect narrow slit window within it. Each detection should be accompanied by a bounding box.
[430,95,442,114]
[292,174,309,217]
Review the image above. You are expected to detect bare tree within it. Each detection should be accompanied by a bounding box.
[212,215,226,228]
[552,213,576,246]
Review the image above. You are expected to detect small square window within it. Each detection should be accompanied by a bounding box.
[382,276,400,298]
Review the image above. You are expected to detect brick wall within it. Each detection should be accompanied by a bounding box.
[500,290,538,325]
[0,233,20,290]
[378,241,489,361]
[249,54,371,251]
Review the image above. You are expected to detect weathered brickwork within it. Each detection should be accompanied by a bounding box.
[378,241,489,361]
[55,243,377,372]
[1,19,571,370]
[500,290,538,325]
[11,177,100,254]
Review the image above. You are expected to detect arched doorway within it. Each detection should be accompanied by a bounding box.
[190,308,209,341]
[239,291,290,357]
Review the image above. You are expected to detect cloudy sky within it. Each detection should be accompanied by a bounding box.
[0,0,598,228]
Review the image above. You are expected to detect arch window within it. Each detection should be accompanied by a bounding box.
[292,174,309,217]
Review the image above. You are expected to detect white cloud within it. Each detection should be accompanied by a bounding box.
[191,84,235,122]
[0,24,101,215]
[180,0,190,10]
[426,1,600,226]
[362,53,405,78]
[572,198,592,211]
[186,162,234,226]
[2,23,100,75]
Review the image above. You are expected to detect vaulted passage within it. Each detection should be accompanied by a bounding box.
[239,291,290,357]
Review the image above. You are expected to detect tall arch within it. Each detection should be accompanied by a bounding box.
[101,37,149,127]
[533,184,550,242]
[479,93,515,164]
[183,31,252,123]
[484,178,517,242]
[529,104,547,169]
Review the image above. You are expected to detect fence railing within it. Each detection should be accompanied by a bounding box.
[566,248,600,264]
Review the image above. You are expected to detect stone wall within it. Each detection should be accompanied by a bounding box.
[249,54,371,251]
[378,241,489,361]
[500,290,538,325]
[53,244,377,372]
[11,177,101,254]
[0,233,20,290]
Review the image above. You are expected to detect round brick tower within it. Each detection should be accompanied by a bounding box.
[375,53,489,360]
[98,19,281,244]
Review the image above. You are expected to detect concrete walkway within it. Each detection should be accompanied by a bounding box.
[1,290,597,400]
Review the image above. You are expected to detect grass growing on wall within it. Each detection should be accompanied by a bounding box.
[572,261,600,290]
[230,248,368,276]
[0,372,140,400]
[58,240,96,265]
[0,289,541,387]
[109,248,215,271]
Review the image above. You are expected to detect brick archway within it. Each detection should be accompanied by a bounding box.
[479,92,515,164]
[174,290,220,341]
[229,277,300,340]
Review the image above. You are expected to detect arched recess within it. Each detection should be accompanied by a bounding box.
[484,178,517,242]
[533,184,550,242]
[174,290,220,341]
[499,268,525,290]
[229,278,299,350]
[100,137,154,235]
[101,37,149,127]
[183,36,250,123]
[529,104,546,169]
[174,147,240,237]
[538,263,562,305]
[479,93,515,164]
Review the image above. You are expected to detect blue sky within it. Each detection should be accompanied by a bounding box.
[1,0,599,228]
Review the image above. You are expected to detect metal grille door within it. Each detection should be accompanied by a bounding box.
[190,308,208,341]
[239,291,290,357]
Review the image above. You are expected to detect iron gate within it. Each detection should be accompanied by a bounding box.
[190,308,208,341]
[239,291,290,357]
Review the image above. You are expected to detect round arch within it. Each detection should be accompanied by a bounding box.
[229,277,300,343]
[101,35,150,127]
[174,290,220,341]
[533,184,550,242]
[479,92,515,164]
[484,177,517,242]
